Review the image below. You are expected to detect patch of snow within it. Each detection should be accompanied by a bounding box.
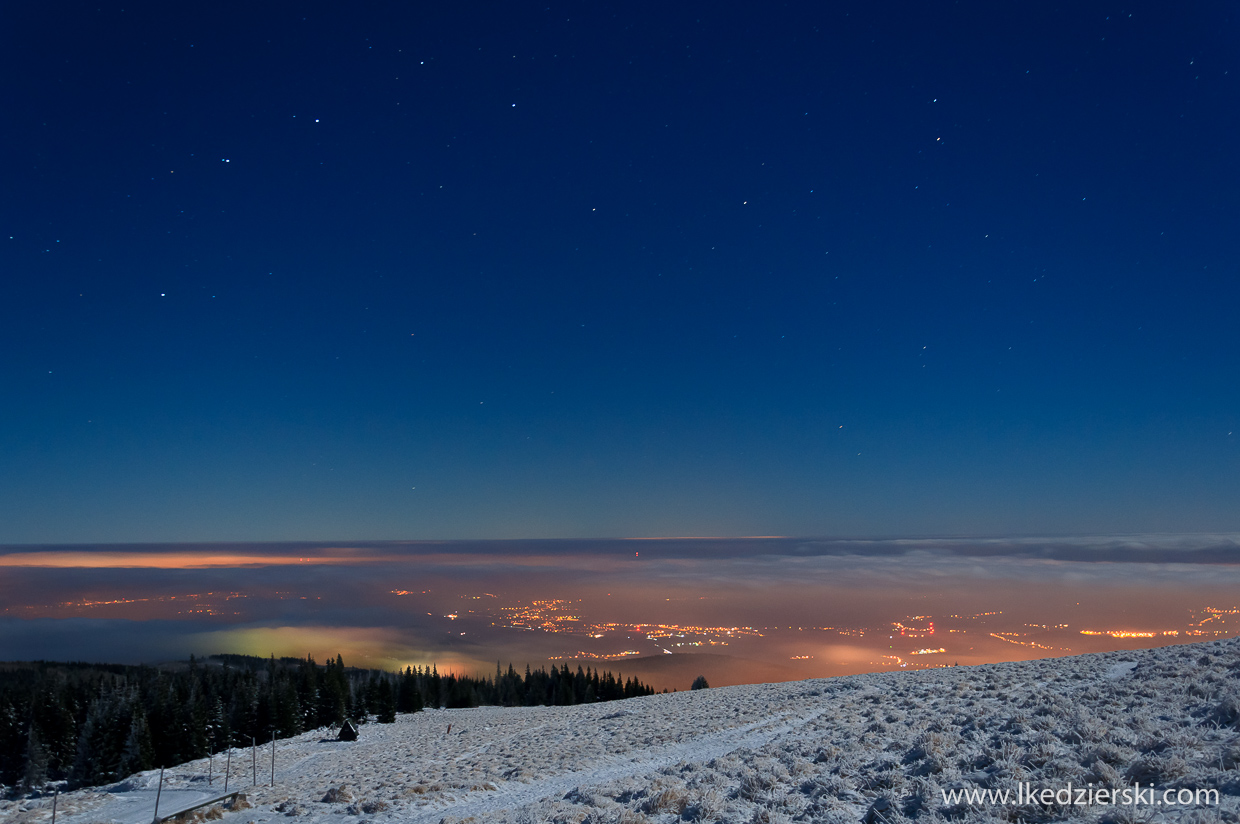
[27,638,1240,824]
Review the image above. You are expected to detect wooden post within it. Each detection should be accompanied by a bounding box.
[270,730,275,787]
[208,750,212,787]
[251,738,256,786]
[51,789,58,824]
[224,748,231,794]
[152,767,164,824]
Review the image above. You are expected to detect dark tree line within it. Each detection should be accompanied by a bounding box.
[412,661,656,712]
[0,655,653,796]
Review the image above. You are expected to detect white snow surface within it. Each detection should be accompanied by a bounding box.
[7,638,1240,824]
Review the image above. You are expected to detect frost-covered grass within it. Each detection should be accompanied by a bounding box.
[10,638,1240,824]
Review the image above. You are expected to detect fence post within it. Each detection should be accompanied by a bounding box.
[51,789,57,824]
[270,730,275,787]
[251,738,256,786]
[152,767,164,824]
[224,748,231,794]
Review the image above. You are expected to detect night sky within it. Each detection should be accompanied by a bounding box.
[4,2,1238,543]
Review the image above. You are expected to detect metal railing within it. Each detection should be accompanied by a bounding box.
[153,791,244,823]
[149,733,274,823]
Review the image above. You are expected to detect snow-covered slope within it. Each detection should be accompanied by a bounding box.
[8,639,1240,824]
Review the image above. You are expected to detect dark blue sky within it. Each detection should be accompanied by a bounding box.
[3,1,1238,541]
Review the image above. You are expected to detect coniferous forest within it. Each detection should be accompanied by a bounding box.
[0,654,655,796]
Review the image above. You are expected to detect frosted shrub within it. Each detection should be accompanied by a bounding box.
[747,807,792,824]
[320,785,353,803]
[1126,752,1192,785]
[913,731,954,759]
[859,766,904,792]
[1022,741,1059,768]
[900,775,942,819]
[1088,758,1124,787]
[1208,690,1240,726]
[1073,714,1108,743]
[681,787,725,822]
[642,782,690,815]
[563,786,594,805]
[995,740,1023,765]
[801,771,849,800]
[1029,713,1061,733]
[737,768,782,802]
[813,745,843,764]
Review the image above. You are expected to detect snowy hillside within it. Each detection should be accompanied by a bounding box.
[7,638,1240,824]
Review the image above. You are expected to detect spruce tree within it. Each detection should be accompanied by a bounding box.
[22,725,48,792]
[118,710,154,777]
[0,700,25,787]
[375,680,397,723]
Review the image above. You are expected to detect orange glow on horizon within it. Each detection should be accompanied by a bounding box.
[0,549,652,570]
[0,551,390,569]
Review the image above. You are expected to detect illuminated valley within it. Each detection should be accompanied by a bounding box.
[465,596,1240,674]
[0,591,252,619]
[5,537,1240,690]
[7,582,1239,680]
